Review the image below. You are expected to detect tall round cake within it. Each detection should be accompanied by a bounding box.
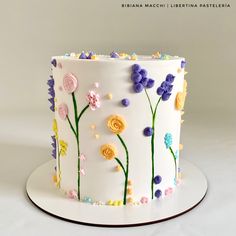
[48,51,187,206]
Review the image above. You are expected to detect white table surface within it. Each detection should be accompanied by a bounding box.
[0,112,235,236]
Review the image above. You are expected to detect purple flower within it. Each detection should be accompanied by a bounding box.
[181,60,186,68]
[153,175,162,184]
[165,74,175,83]
[146,79,155,88]
[110,51,119,58]
[139,69,147,78]
[133,83,144,93]
[47,76,55,112]
[51,135,56,159]
[143,127,153,136]
[131,73,142,83]
[121,98,130,107]
[157,86,165,95]
[79,51,87,59]
[132,64,141,73]
[51,59,57,67]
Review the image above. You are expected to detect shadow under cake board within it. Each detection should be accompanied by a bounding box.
[26,159,207,227]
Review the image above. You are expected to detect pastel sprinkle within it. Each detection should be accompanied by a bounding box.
[131,53,137,60]
[107,93,113,99]
[79,154,86,161]
[95,134,100,139]
[179,144,183,150]
[83,196,92,203]
[115,165,122,172]
[91,55,97,60]
[52,174,57,183]
[94,82,99,88]
[113,200,119,206]
[118,200,123,206]
[181,119,184,124]
[90,124,96,129]
[184,71,188,75]
[140,196,148,204]
[107,200,113,205]
[177,68,182,73]
[58,62,62,69]
[128,179,132,185]
[80,168,85,176]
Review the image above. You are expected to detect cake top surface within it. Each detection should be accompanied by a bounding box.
[52,51,185,62]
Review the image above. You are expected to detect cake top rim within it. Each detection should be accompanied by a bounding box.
[52,53,185,62]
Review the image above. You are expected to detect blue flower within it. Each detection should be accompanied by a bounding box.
[164,133,172,149]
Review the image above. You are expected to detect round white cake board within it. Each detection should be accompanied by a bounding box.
[26,159,207,227]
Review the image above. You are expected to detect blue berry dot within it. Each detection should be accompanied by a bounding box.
[132,64,141,73]
[155,189,162,198]
[153,175,162,184]
[133,83,144,93]
[143,127,153,136]
[121,98,130,107]
[131,73,142,83]
[139,69,148,78]
[146,79,155,88]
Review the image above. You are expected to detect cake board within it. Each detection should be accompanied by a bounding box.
[26,159,207,227]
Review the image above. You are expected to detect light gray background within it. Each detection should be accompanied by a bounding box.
[0,0,236,235]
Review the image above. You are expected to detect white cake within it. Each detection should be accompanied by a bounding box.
[48,51,187,206]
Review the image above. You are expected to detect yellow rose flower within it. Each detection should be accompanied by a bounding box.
[175,80,188,110]
[100,144,117,160]
[107,115,126,134]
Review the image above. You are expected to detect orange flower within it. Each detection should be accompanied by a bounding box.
[107,115,126,134]
[100,144,117,160]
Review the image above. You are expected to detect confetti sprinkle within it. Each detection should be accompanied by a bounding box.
[140,196,148,204]
[95,134,100,139]
[179,144,183,150]
[107,200,113,206]
[94,82,99,88]
[127,188,133,195]
[184,71,188,75]
[115,165,122,172]
[107,93,113,100]
[127,197,133,203]
[128,179,132,185]
[177,68,182,73]
[90,124,96,129]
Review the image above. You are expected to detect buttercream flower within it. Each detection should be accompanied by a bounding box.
[107,115,126,134]
[58,103,69,120]
[140,197,149,204]
[59,140,68,156]
[175,92,186,110]
[86,90,101,110]
[52,119,58,138]
[68,190,77,199]
[63,73,78,93]
[100,144,117,160]
[165,187,173,196]
[164,133,172,149]
[156,74,175,101]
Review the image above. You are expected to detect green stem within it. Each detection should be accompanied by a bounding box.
[151,97,162,199]
[66,116,77,137]
[78,104,89,122]
[57,139,61,188]
[115,158,126,176]
[117,134,129,205]
[169,147,177,180]
[144,89,154,115]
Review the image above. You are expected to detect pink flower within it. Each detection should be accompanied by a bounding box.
[58,103,68,120]
[140,196,148,204]
[63,73,78,93]
[86,90,100,110]
[165,187,173,196]
[68,190,77,199]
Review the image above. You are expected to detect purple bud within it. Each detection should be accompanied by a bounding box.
[48,89,55,97]
[110,51,119,58]
[155,189,162,198]
[121,98,130,107]
[47,78,54,87]
[52,149,56,159]
[153,175,162,184]
[131,73,142,83]
[133,83,144,93]
[162,92,171,101]
[181,60,186,68]
[146,79,155,88]
[51,59,57,67]
[79,52,87,59]
[50,105,55,112]
[157,86,165,95]
[139,69,147,78]
[48,97,54,105]
[143,127,153,136]
[132,64,141,73]
[140,77,148,87]
[165,74,175,83]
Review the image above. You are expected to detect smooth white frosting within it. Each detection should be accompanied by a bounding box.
[51,55,185,204]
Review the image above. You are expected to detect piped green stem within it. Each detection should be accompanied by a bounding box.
[169,146,177,180]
